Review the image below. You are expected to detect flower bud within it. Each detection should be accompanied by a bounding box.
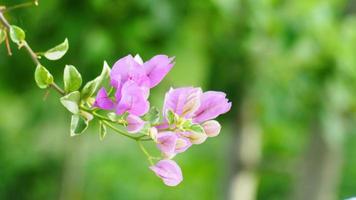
[202,120,221,137]
[149,127,158,142]
[126,114,145,133]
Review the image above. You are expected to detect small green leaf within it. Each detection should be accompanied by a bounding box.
[190,124,205,134]
[44,38,69,60]
[143,107,160,125]
[99,121,107,140]
[34,64,54,89]
[0,29,5,44]
[64,65,82,93]
[70,114,89,136]
[166,110,176,125]
[9,25,25,45]
[60,91,81,114]
[81,61,111,100]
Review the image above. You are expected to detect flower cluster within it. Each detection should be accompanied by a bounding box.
[93,54,231,186]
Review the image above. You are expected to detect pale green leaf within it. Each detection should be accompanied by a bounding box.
[64,65,82,93]
[60,91,80,114]
[44,38,69,60]
[99,121,107,140]
[81,61,111,100]
[34,64,53,89]
[70,114,89,136]
[9,25,25,45]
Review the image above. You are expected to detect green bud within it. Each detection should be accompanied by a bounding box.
[60,91,81,114]
[190,124,205,134]
[44,38,69,60]
[34,64,54,89]
[64,65,82,93]
[9,25,25,45]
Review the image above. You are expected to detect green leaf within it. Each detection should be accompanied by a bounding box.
[70,114,89,136]
[64,65,82,93]
[34,64,54,89]
[9,25,25,45]
[0,29,5,44]
[143,107,160,125]
[182,119,193,129]
[60,91,81,114]
[190,124,205,134]
[166,110,176,125]
[44,38,69,60]
[99,121,107,140]
[81,61,111,100]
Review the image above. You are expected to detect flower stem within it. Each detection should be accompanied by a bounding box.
[138,141,155,166]
[101,120,138,140]
[3,1,38,13]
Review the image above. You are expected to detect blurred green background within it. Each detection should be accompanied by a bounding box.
[1,0,356,199]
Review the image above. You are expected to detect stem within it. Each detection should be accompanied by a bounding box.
[3,1,38,13]
[102,120,138,140]
[0,10,65,96]
[138,141,154,165]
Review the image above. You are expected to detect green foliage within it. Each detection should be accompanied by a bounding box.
[43,38,69,60]
[34,64,53,89]
[63,65,82,93]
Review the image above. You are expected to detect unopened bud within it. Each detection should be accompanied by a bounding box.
[202,120,221,137]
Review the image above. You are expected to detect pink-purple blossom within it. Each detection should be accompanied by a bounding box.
[93,88,115,110]
[126,114,145,133]
[150,159,183,186]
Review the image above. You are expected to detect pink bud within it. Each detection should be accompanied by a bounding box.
[202,120,221,137]
[126,114,145,133]
[179,131,207,145]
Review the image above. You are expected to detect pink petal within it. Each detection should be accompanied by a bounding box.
[93,88,115,110]
[110,54,150,91]
[193,91,232,123]
[150,159,183,186]
[156,132,178,157]
[175,136,192,153]
[116,80,149,116]
[163,87,202,119]
[143,55,175,88]
[126,114,145,133]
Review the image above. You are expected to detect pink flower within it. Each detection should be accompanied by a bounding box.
[156,132,178,157]
[116,80,149,116]
[93,88,115,110]
[126,114,145,133]
[143,55,175,88]
[150,159,183,186]
[163,87,202,119]
[109,54,174,116]
[156,132,192,158]
[193,91,232,123]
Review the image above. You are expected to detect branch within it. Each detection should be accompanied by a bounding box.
[0,10,65,95]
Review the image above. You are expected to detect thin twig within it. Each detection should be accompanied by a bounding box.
[3,1,38,13]
[0,10,65,95]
